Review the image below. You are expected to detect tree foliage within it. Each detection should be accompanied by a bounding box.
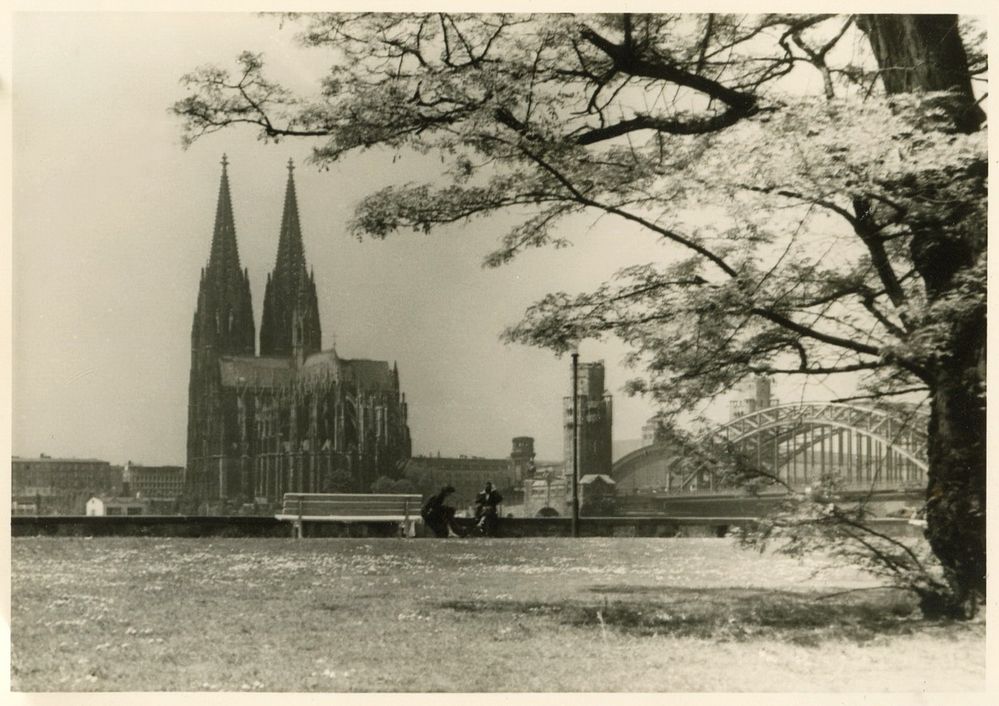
[370,475,398,494]
[736,484,956,619]
[321,469,356,493]
[173,12,986,615]
[371,475,418,494]
[175,13,983,407]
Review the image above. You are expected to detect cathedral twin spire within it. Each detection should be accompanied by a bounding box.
[192,154,255,358]
[260,159,322,358]
[194,155,322,361]
[208,154,239,274]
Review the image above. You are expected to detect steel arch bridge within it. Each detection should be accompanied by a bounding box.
[613,402,929,495]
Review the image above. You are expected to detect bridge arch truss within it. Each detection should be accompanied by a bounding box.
[613,402,928,494]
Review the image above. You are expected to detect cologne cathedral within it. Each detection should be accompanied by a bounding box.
[186,157,411,505]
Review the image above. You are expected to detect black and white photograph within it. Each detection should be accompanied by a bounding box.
[6,2,990,696]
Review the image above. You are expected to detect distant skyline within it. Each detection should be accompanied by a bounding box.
[12,11,858,467]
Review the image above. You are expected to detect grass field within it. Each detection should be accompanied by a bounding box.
[10,537,985,692]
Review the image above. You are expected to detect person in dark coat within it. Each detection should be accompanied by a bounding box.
[474,481,503,536]
[421,485,459,538]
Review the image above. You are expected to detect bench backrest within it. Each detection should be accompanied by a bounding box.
[281,493,423,518]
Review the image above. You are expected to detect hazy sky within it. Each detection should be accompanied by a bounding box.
[11,11,860,467]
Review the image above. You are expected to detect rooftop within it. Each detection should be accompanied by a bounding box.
[580,474,616,485]
[407,456,512,470]
[220,350,397,391]
[89,496,150,505]
[12,456,109,464]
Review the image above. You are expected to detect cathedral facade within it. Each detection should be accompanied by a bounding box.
[186,157,411,506]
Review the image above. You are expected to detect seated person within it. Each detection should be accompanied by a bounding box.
[473,481,503,536]
[421,485,459,538]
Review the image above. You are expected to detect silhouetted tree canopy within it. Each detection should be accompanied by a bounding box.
[174,13,986,616]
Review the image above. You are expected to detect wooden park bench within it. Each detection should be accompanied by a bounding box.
[275,493,423,539]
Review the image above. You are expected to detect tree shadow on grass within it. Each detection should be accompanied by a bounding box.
[437,586,948,646]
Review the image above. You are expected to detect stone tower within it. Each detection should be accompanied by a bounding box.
[728,375,774,419]
[563,361,613,478]
[510,436,536,482]
[259,159,322,359]
[186,155,256,500]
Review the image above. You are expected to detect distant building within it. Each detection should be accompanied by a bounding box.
[612,438,645,462]
[579,473,617,514]
[729,376,777,419]
[405,452,518,509]
[11,498,40,516]
[123,462,185,500]
[641,417,673,446]
[564,361,613,478]
[404,438,538,507]
[510,437,536,482]
[523,465,569,517]
[11,455,119,514]
[609,416,686,493]
[186,158,411,507]
[86,496,149,516]
[520,467,618,517]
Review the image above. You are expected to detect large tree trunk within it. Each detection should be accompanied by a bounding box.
[921,315,986,617]
[857,14,985,133]
[858,14,986,617]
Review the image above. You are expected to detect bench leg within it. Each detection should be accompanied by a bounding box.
[293,520,302,539]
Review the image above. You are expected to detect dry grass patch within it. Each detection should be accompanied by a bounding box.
[11,537,984,692]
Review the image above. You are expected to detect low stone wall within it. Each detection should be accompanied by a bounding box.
[470,516,748,538]
[11,514,922,539]
[11,515,289,538]
[10,514,742,538]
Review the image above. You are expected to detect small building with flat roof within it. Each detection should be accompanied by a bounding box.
[86,496,149,517]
